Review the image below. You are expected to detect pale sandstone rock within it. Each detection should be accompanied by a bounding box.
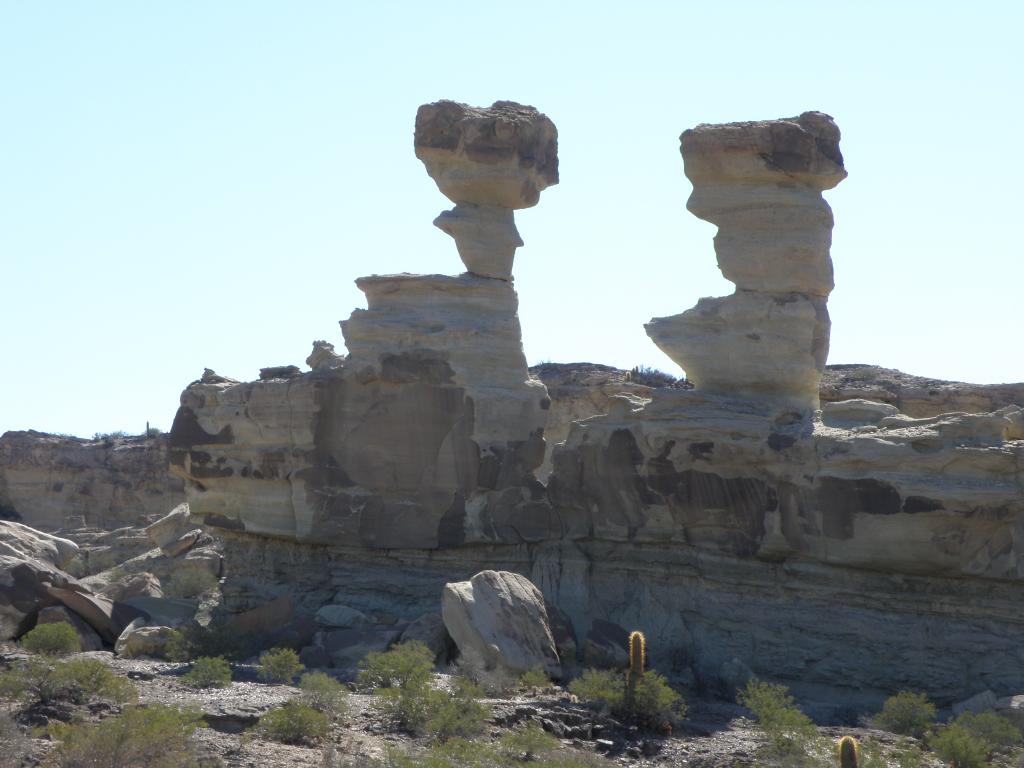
[442,570,560,679]
[145,503,193,549]
[821,398,900,428]
[415,100,558,279]
[306,340,345,372]
[115,622,178,658]
[0,431,184,530]
[161,528,202,558]
[952,690,998,716]
[0,521,78,568]
[647,112,846,410]
[98,571,163,602]
[37,605,103,651]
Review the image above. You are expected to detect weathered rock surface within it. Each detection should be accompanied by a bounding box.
[821,364,1024,418]
[399,612,452,664]
[647,112,845,410]
[415,100,558,279]
[145,503,193,549]
[166,105,1024,709]
[0,430,185,530]
[115,622,177,658]
[0,520,144,641]
[36,605,103,651]
[442,570,560,679]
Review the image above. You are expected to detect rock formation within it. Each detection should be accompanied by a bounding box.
[415,100,558,280]
[169,100,555,549]
[0,430,185,530]
[166,106,1024,711]
[646,112,846,410]
[442,570,561,679]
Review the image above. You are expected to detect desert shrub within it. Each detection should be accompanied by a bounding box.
[569,667,683,726]
[496,722,560,760]
[182,656,232,688]
[256,700,330,745]
[258,647,304,684]
[424,678,488,743]
[626,365,679,388]
[929,723,989,768]
[357,641,435,690]
[450,656,516,696]
[163,629,191,662]
[0,658,136,706]
[21,621,82,656]
[874,691,937,738]
[516,667,552,690]
[569,668,624,712]
[0,712,31,766]
[737,679,819,761]
[49,703,202,768]
[953,710,1022,755]
[165,568,219,599]
[300,672,349,718]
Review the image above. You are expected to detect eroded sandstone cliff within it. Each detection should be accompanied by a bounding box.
[0,431,185,530]
[168,105,1024,710]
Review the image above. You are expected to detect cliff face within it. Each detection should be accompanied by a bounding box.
[168,105,1024,709]
[0,431,185,530]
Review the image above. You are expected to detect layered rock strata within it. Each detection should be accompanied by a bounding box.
[0,431,185,530]
[646,112,846,410]
[170,100,555,549]
[168,108,1024,709]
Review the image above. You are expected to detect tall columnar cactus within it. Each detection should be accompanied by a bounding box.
[837,735,859,768]
[625,630,646,709]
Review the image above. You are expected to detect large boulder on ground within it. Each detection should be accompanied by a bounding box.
[36,605,103,651]
[315,604,371,629]
[442,570,561,679]
[99,572,163,602]
[115,621,177,658]
[144,504,193,549]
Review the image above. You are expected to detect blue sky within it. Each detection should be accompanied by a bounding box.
[2,2,1021,437]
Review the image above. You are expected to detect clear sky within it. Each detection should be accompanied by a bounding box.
[2,2,1021,438]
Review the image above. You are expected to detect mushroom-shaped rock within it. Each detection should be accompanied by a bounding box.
[415,100,559,280]
[647,111,847,410]
[441,570,560,679]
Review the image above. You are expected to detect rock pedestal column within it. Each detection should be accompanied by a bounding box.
[645,112,847,410]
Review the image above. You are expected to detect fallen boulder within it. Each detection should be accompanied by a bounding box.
[442,570,560,679]
[144,503,193,549]
[115,622,178,658]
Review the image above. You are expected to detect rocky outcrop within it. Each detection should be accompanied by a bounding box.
[167,106,1024,710]
[442,570,560,679]
[415,100,558,280]
[646,113,846,410]
[0,431,185,530]
[821,364,1024,418]
[170,100,555,550]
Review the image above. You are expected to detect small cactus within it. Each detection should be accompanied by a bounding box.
[837,735,859,768]
[625,630,646,709]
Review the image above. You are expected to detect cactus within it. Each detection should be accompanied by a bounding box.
[625,630,646,710]
[837,735,859,768]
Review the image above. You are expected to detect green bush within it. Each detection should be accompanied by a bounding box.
[299,672,349,718]
[50,704,202,768]
[930,723,988,768]
[569,667,683,726]
[496,722,560,760]
[164,568,219,599]
[182,656,232,688]
[0,658,136,706]
[737,679,819,761]
[21,622,81,656]
[258,647,304,684]
[424,678,488,743]
[516,667,552,690]
[953,710,1022,756]
[357,641,434,690]
[256,700,330,745]
[162,630,191,662]
[875,691,937,738]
